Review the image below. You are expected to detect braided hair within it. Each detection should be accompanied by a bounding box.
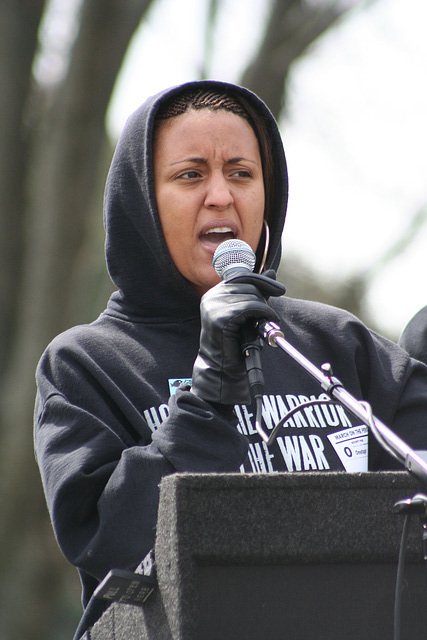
[154,85,277,225]
[154,88,250,123]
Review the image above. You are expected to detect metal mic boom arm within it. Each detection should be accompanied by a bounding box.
[258,321,427,486]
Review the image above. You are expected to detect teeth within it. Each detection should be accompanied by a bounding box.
[205,227,233,234]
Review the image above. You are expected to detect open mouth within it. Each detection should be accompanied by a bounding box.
[200,226,236,250]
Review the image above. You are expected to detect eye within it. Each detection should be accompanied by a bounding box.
[177,170,201,180]
[231,169,252,179]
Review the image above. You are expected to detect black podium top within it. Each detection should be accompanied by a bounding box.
[89,471,427,640]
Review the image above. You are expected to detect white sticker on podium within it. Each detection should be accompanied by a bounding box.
[327,425,368,472]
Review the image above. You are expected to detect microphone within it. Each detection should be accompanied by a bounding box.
[212,239,265,401]
[212,238,256,280]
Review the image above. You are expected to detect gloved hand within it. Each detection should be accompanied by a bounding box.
[191,270,286,405]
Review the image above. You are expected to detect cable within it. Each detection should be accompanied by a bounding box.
[261,399,340,446]
[255,395,265,442]
[394,513,411,640]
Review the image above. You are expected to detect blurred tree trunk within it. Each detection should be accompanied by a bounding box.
[241,0,390,331]
[0,0,45,372]
[241,0,355,120]
[0,1,155,638]
[0,0,390,638]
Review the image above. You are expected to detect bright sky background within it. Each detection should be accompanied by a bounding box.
[107,0,427,339]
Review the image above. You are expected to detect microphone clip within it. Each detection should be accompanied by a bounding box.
[241,324,265,400]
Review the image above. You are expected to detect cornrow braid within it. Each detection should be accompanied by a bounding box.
[155,88,250,123]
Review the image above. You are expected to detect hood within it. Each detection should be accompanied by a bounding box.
[104,80,288,321]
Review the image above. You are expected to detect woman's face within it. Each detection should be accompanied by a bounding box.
[153,108,265,296]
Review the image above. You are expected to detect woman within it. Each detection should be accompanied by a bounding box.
[399,306,427,366]
[34,80,427,637]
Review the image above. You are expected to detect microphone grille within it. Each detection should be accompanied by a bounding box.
[212,239,256,279]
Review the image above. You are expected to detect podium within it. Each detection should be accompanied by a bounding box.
[89,471,427,639]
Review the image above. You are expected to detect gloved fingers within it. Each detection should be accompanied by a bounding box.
[200,284,279,329]
[193,276,282,407]
[225,270,286,298]
[222,299,279,332]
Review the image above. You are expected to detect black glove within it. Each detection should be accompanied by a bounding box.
[191,270,286,405]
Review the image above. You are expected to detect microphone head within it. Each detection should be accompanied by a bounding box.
[212,239,256,280]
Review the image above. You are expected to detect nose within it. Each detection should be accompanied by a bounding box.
[204,172,234,210]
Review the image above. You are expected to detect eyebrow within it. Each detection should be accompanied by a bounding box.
[169,156,257,166]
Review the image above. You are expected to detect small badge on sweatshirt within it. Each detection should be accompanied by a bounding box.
[327,425,368,472]
[168,378,192,396]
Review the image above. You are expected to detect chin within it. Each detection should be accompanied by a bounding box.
[191,274,221,297]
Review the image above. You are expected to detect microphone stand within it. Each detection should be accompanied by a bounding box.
[258,320,427,485]
[258,320,427,640]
